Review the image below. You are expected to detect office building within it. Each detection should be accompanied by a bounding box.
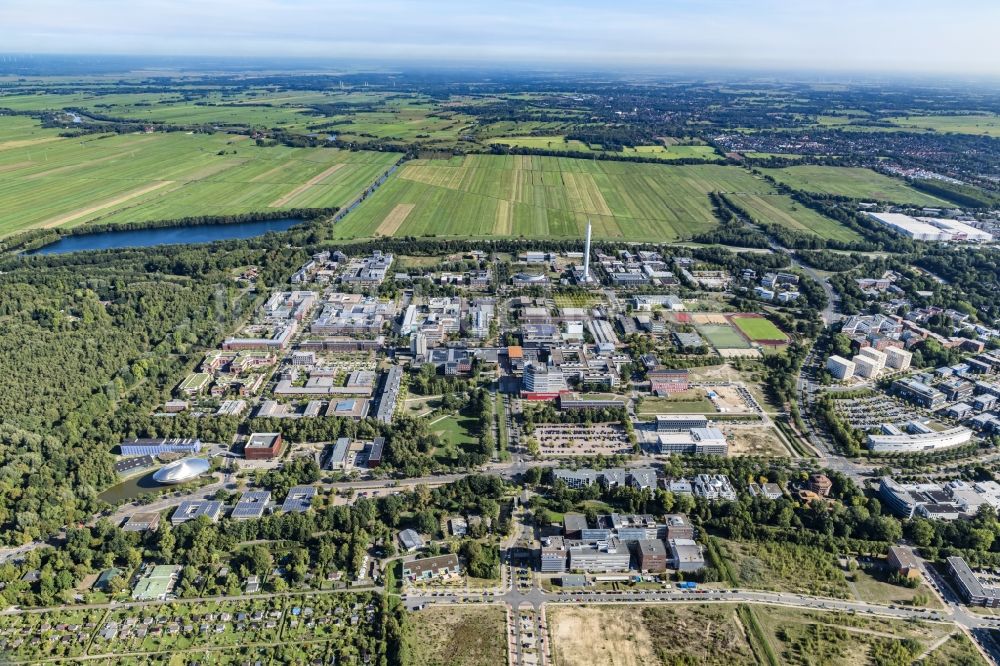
[826,356,855,381]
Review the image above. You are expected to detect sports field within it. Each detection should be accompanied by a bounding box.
[761,166,955,206]
[730,192,864,243]
[333,154,769,241]
[697,323,750,349]
[731,315,789,343]
[0,118,400,237]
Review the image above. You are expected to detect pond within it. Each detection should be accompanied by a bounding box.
[27,217,304,255]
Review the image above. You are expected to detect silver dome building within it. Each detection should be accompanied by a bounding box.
[153,458,211,485]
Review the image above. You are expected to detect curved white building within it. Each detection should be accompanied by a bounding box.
[153,458,211,484]
[867,426,972,453]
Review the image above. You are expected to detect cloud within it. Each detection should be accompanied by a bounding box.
[0,0,998,75]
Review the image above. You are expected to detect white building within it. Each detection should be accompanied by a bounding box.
[826,355,856,380]
[853,355,880,379]
[867,425,973,453]
[885,346,913,371]
[857,346,887,373]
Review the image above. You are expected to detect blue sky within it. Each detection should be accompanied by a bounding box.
[1,0,998,75]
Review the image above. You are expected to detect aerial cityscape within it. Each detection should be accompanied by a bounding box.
[1,1,1000,665]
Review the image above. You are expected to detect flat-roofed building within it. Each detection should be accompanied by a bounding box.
[948,556,1000,607]
[668,539,705,572]
[563,513,589,539]
[122,511,161,533]
[120,438,202,458]
[867,425,972,453]
[665,514,695,540]
[853,354,879,379]
[540,537,568,572]
[885,346,912,371]
[857,346,887,372]
[245,432,283,460]
[171,500,223,526]
[367,437,385,467]
[826,355,855,381]
[232,491,271,521]
[568,539,631,573]
[655,415,709,432]
[635,539,667,572]
[892,378,946,409]
[649,369,689,395]
[403,554,460,580]
[281,485,316,513]
[327,437,350,471]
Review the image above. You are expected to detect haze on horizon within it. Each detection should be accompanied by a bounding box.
[1,0,998,77]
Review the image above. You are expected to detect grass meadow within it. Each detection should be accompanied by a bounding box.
[761,165,955,206]
[730,192,864,243]
[0,117,400,237]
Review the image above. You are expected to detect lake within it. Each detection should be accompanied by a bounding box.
[27,217,304,255]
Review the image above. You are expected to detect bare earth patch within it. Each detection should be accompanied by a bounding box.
[549,605,657,666]
[269,162,345,206]
[375,203,416,236]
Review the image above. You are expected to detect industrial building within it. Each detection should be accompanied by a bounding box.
[668,539,705,572]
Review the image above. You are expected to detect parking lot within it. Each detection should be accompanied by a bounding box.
[533,424,631,457]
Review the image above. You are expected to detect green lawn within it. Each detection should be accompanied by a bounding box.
[697,323,751,349]
[333,155,768,241]
[760,166,955,206]
[637,392,716,415]
[0,119,400,237]
[731,316,789,343]
[730,192,864,243]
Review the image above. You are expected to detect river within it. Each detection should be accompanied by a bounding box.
[27,217,304,255]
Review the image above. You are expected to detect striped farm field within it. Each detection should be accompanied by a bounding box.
[0,117,401,237]
[333,154,770,241]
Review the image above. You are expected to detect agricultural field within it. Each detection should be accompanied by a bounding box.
[548,604,757,666]
[490,136,721,160]
[731,315,789,343]
[729,192,864,243]
[760,166,955,206]
[0,117,400,237]
[402,606,506,666]
[333,154,769,241]
[884,113,1000,137]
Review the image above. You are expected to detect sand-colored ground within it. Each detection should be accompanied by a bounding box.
[375,203,415,236]
[718,347,762,358]
[549,606,657,666]
[725,426,789,456]
[691,312,729,324]
[269,162,344,206]
[494,199,512,235]
[40,180,175,228]
[0,136,62,152]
